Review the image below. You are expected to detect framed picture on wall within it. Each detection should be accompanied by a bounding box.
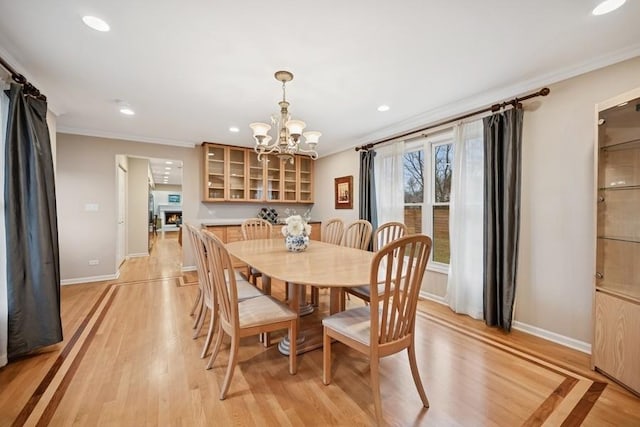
[168,194,181,203]
[334,175,353,209]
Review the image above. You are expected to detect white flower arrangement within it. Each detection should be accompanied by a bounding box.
[281,215,311,237]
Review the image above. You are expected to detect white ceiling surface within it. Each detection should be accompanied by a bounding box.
[1,1,639,156]
[149,158,182,187]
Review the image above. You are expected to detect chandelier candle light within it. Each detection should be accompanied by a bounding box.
[250,71,321,164]
[282,215,311,252]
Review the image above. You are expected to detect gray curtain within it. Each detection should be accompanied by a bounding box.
[5,83,62,359]
[482,107,523,331]
[359,150,377,248]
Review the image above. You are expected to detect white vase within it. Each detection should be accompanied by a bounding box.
[285,234,309,252]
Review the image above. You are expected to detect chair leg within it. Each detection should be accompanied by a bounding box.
[189,288,202,316]
[193,305,207,339]
[201,310,216,358]
[192,295,204,329]
[206,322,224,370]
[370,357,384,425]
[408,343,429,408]
[219,335,240,400]
[322,327,332,385]
[289,320,297,375]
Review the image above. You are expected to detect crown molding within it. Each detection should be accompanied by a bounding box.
[57,126,197,148]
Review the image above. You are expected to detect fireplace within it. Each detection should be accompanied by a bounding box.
[164,211,182,226]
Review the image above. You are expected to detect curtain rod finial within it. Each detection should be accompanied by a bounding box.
[540,87,550,96]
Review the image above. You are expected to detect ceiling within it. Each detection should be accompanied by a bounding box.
[148,158,182,187]
[1,1,639,157]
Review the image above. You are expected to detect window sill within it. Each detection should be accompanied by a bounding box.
[427,262,449,275]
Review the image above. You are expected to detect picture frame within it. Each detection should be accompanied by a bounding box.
[168,194,181,203]
[334,175,353,209]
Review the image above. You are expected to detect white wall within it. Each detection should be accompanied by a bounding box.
[56,134,200,282]
[516,56,640,346]
[126,157,149,256]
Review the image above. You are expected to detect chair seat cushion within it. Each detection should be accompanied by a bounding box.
[236,280,264,300]
[238,295,297,329]
[322,306,371,345]
[347,283,390,299]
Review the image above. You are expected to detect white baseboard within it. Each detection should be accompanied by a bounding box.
[182,265,196,272]
[512,321,592,355]
[420,291,447,305]
[418,291,592,355]
[61,273,118,286]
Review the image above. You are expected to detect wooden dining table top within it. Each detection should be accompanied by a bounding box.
[225,238,374,287]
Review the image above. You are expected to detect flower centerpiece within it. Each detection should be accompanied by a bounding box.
[281,215,311,252]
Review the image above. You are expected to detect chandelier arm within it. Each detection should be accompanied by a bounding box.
[295,146,319,159]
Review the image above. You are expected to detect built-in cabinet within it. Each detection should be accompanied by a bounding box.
[593,87,640,395]
[202,143,314,203]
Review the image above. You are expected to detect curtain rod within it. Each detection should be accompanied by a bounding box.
[0,54,47,101]
[355,87,550,152]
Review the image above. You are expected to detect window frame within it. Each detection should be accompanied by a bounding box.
[404,130,453,274]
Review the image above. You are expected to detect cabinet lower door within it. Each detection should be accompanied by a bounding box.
[593,291,640,393]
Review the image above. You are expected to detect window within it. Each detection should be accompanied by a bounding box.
[403,132,453,268]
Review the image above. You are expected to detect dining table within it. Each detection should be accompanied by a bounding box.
[225,238,375,355]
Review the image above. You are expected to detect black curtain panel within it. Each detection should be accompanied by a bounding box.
[5,83,62,359]
[482,107,523,332]
[359,150,377,247]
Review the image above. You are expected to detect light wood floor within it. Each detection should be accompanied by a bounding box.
[1,231,639,426]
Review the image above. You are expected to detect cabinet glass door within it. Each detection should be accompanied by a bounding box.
[265,155,282,201]
[248,153,264,201]
[596,95,640,300]
[298,156,313,202]
[205,145,226,201]
[283,158,297,201]
[228,148,247,200]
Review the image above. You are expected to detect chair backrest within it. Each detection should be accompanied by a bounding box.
[185,223,214,306]
[342,220,373,250]
[373,222,407,251]
[322,218,345,245]
[241,218,273,240]
[201,230,239,331]
[369,234,432,349]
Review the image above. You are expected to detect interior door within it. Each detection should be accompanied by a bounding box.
[116,164,127,269]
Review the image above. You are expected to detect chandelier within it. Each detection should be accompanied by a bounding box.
[250,70,321,164]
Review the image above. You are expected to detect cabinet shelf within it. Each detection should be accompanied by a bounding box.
[600,138,640,152]
[598,184,640,191]
[597,236,640,244]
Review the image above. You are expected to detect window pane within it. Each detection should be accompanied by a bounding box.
[404,150,424,203]
[404,206,422,235]
[432,205,450,263]
[434,144,453,203]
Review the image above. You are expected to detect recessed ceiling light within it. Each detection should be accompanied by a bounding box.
[377,105,390,112]
[164,172,170,175]
[82,15,110,32]
[229,126,240,133]
[592,0,626,15]
[165,167,171,170]
[117,101,135,116]
[165,161,173,165]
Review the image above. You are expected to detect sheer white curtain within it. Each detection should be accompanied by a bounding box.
[446,120,484,319]
[1,82,9,366]
[374,141,405,225]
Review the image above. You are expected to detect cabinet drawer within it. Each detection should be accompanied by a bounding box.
[593,291,640,393]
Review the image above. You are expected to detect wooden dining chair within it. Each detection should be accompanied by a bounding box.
[310,218,346,306]
[184,223,206,332]
[202,230,298,400]
[240,218,273,289]
[322,234,432,425]
[190,225,262,359]
[345,222,408,304]
[342,219,373,250]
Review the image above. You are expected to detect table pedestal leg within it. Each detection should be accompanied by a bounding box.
[278,282,304,355]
